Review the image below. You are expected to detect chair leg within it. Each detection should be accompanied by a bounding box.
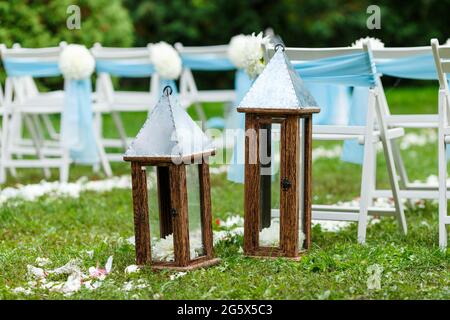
[391,140,415,207]
[375,96,407,235]
[392,141,410,188]
[193,102,207,129]
[95,130,112,177]
[0,110,10,183]
[357,138,374,244]
[41,115,59,140]
[438,134,448,248]
[60,149,70,183]
[438,92,448,248]
[24,115,51,179]
[111,111,128,150]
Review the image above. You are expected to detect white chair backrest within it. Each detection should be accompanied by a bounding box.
[268,44,370,61]
[431,39,450,90]
[91,43,159,104]
[0,43,65,103]
[174,43,229,57]
[91,43,150,63]
[1,43,64,61]
[372,46,430,59]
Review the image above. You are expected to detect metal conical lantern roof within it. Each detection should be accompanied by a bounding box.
[238,45,319,110]
[124,87,215,161]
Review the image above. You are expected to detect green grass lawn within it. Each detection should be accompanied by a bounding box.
[0,85,449,300]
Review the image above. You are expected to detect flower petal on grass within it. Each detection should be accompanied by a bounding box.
[35,257,51,267]
[27,265,46,279]
[125,265,140,274]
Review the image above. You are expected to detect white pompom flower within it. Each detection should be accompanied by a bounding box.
[149,42,182,80]
[352,37,385,49]
[59,44,95,80]
[228,32,270,79]
[228,34,249,69]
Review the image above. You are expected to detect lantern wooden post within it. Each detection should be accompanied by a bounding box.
[238,45,320,259]
[131,162,151,265]
[124,86,220,271]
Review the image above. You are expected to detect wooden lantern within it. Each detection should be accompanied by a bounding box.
[237,45,320,259]
[124,86,220,271]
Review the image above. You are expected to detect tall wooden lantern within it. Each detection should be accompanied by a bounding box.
[124,86,220,271]
[238,45,320,259]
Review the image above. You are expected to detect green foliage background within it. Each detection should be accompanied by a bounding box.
[0,0,133,47]
[0,0,448,87]
[1,0,448,49]
[124,0,449,47]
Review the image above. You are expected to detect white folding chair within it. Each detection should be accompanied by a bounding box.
[0,44,111,183]
[272,43,407,243]
[175,43,236,123]
[431,39,450,248]
[371,46,443,200]
[91,44,160,161]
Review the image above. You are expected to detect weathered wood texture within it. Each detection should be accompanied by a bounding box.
[131,162,151,265]
[169,165,191,267]
[280,116,300,257]
[302,115,313,250]
[244,114,260,255]
[243,111,315,259]
[199,162,214,259]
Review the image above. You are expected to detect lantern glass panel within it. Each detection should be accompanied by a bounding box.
[186,165,204,259]
[147,166,174,263]
[258,122,281,248]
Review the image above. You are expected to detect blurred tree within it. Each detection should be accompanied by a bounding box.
[124,0,449,47]
[0,0,134,47]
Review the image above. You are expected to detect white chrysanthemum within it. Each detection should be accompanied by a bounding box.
[228,32,270,78]
[352,37,385,49]
[228,34,249,69]
[58,44,95,80]
[149,42,182,80]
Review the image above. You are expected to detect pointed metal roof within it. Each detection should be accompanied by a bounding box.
[124,87,215,161]
[238,46,319,110]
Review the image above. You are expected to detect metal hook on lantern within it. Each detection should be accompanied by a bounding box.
[274,43,285,52]
[163,85,173,96]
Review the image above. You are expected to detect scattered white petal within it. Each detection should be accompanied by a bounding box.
[84,280,102,290]
[27,265,46,279]
[85,250,94,259]
[126,236,136,246]
[220,215,244,228]
[48,259,81,275]
[35,257,51,267]
[169,272,187,281]
[12,287,32,295]
[105,256,113,274]
[0,176,132,205]
[125,265,140,274]
[60,273,82,294]
[317,290,331,300]
[123,281,134,291]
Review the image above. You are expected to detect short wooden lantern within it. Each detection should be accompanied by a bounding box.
[124,86,220,271]
[237,45,320,259]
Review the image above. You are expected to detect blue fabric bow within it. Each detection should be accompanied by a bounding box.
[3,58,99,164]
[181,54,235,71]
[95,59,178,97]
[375,54,437,80]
